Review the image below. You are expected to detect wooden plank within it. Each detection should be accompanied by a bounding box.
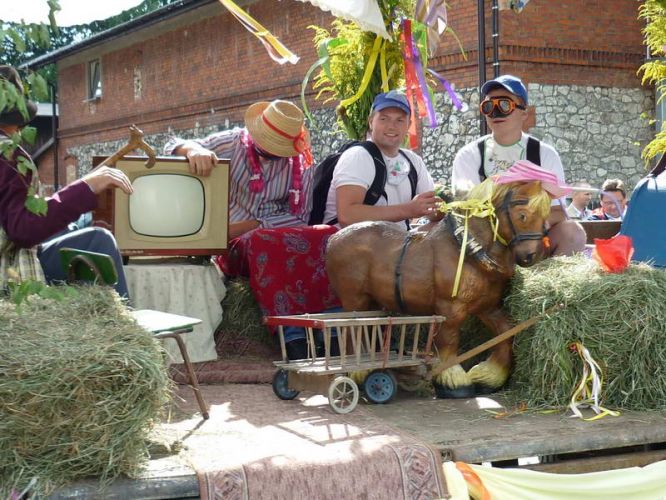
[274,353,428,374]
[522,449,666,474]
[264,312,446,329]
[47,475,199,499]
[365,395,666,465]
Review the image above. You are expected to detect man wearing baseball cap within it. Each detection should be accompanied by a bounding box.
[451,74,585,256]
[322,90,439,229]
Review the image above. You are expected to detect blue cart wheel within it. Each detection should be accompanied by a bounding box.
[363,369,398,404]
[272,369,300,400]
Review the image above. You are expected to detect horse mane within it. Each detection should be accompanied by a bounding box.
[466,178,551,218]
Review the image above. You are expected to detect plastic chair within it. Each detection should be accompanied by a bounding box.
[60,248,209,419]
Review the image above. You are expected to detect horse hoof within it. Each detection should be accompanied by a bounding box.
[433,383,475,399]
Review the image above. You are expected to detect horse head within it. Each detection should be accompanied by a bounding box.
[489,180,551,267]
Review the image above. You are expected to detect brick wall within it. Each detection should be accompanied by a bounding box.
[49,0,648,186]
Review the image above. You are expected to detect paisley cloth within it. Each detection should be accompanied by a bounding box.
[215,225,340,318]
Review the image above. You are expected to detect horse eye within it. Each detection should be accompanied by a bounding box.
[519,212,528,222]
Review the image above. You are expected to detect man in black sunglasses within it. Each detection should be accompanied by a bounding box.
[451,74,586,256]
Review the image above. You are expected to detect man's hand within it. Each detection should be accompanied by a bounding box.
[407,190,440,219]
[185,145,217,177]
[81,166,133,194]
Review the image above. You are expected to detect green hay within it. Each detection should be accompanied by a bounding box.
[0,286,171,496]
[502,256,666,411]
[217,278,271,346]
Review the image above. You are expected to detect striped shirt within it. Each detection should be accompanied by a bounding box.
[164,128,313,229]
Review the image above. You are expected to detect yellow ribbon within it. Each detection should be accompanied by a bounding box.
[379,40,389,92]
[340,35,383,108]
[219,0,299,64]
[437,198,506,297]
[568,342,620,421]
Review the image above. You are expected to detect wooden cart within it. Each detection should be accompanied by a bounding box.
[264,311,446,414]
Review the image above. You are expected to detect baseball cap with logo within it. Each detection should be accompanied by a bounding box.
[481,75,528,105]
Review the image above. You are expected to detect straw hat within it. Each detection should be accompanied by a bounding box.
[0,65,38,127]
[245,100,310,158]
[494,160,572,199]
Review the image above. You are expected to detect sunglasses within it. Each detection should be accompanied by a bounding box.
[480,97,526,116]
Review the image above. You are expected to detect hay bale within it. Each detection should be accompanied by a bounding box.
[216,279,272,353]
[0,286,171,496]
[503,256,666,411]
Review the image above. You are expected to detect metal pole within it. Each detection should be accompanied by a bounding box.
[50,83,59,191]
[477,0,487,135]
[492,0,500,77]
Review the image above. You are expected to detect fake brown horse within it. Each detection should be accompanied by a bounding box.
[325,179,551,398]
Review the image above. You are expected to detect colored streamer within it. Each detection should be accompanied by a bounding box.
[219,0,299,64]
[568,342,620,421]
[402,20,437,129]
[340,35,384,108]
[427,68,463,111]
[415,0,448,56]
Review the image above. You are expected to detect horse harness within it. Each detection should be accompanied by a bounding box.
[392,190,545,312]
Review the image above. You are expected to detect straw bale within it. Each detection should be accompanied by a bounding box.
[0,286,171,496]
[502,256,666,411]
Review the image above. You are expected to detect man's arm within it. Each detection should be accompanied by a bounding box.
[336,186,438,227]
[451,142,482,196]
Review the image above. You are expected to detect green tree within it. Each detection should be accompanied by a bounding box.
[639,0,666,162]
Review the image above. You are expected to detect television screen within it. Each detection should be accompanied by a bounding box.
[92,156,230,256]
[130,174,205,237]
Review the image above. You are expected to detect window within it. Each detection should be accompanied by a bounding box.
[87,59,102,100]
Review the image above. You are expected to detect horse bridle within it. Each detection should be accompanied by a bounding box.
[498,191,546,247]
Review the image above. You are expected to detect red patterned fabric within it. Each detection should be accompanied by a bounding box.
[215,225,341,317]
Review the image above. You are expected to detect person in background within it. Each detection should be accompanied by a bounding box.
[587,178,628,221]
[323,90,439,230]
[566,181,593,220]
[0,65,132,298]
[451,74,586,256]
[164,99,313,240]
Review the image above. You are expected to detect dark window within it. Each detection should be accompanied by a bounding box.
[87,59,102,99]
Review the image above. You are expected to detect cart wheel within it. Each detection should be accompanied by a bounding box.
[328,376,359,414]
[364,369,398,404]
[272,369,300,400]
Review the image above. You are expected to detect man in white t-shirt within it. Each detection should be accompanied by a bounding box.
[323,91,439,230]
[452,75,585,255]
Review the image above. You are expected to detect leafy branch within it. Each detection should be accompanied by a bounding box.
[638,0,666,163]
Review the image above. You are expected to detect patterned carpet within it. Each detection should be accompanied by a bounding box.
[167,384,449,500]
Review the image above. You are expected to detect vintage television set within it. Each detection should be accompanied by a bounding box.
[92,156,229,256]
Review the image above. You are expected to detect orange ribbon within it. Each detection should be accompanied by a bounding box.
[261,114,313,166]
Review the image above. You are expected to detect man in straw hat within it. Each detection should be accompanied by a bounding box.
[451,74,586,255]
[0,65,132,298]
[166,100,320,360]
[165,99,314,240]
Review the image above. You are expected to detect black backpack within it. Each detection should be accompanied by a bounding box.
[477,135,541,180]
[308,141,418,226]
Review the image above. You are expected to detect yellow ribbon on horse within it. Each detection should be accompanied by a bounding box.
[437,196,507,297]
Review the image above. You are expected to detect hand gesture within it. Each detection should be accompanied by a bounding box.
[81,166,133,194]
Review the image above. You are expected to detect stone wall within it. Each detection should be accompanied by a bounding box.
[421,84,655,191]
[66,83,655,193]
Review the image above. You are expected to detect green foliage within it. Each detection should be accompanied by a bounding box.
[638,0,666,162]
[310,0,414,139]
[5,278,78,309]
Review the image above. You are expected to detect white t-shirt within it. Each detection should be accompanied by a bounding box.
[451,133,566,205]
[323,144,435,229]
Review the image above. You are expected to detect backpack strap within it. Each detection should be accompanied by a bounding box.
[359,141,388,205]
[477,138,486,181]
[477,135,541,182]
[400,150,418,200]
[526,136,541,166]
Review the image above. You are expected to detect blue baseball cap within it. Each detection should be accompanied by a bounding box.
[481,75,528,105]
[371,90,411,116]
